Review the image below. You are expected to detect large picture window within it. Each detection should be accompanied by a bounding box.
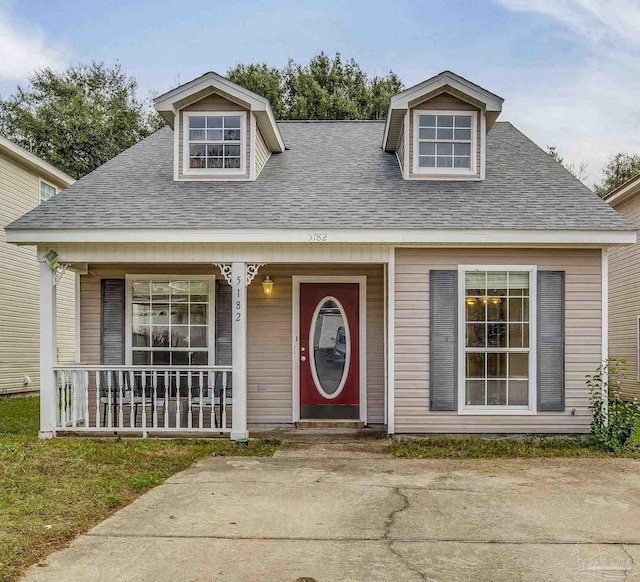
[461,268,535,412]
[184,113,244,173]
[128,277,214,366]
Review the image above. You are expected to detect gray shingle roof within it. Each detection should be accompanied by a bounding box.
[6,121,631,231]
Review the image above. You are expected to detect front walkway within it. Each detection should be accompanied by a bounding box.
[22,435,640,581]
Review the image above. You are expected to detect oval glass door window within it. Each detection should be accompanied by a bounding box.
[310,297,350,398]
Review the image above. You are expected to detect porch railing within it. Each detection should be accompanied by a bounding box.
[53,365,233,435]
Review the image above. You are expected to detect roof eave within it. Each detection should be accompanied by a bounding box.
[5,227,636,247]
[0,136,75,187]
[605,174,640,206]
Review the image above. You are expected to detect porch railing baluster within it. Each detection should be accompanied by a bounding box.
[222,371,228,431]
[95,372,101,428]
[84,370,90,428]
[141,370,147,434]
[71,370,77,428]
[175,371,181,429]
[187,371,193,429]
[152,371,158,429]
[118,370,124,428]
[106,372,113,428]
[164,371,169,429]
[59,370,66,428]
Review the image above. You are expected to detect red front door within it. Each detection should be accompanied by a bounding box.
[299,283,360,420]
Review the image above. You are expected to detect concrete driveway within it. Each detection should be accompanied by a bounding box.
[22,436,640,581]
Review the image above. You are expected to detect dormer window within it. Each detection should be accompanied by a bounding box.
[183,112,245,175]
[414,111,476,175]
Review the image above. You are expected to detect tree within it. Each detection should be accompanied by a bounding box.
[593,152,640,198]
[0,62,163,179]
[227,52,404,120]
[227,63,285,119]
[546,145,589,183]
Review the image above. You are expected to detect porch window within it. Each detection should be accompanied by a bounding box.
[128,277,214,366]
[185,113,244,172]
[461,267,535,412]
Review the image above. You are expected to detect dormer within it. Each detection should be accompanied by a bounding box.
[383,71,503,181]
[154,72,285,181]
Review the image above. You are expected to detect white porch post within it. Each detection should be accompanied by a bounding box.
[231,261,248,440]
[39,261,57,438]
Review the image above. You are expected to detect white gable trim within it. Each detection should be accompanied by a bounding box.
[6,228,636,246]
[155,72,285,153]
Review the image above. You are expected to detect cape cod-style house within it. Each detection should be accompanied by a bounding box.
[5,70,634,439]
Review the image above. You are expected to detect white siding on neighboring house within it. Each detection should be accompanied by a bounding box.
[394,247,601,433]
[0,153,75,395]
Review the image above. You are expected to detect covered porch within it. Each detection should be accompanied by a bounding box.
[38,244,390,439]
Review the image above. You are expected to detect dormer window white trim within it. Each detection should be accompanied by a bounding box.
[412,110,477,178]
[182,111,246,176]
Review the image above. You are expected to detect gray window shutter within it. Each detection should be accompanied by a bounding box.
[537,271,565,411]
[215,280,232,366]
[101,279,125,365]
[430,270,458,411]
[216,280,233,396]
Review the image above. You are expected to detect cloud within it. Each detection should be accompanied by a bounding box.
[495,0,640,186]
[0,8,66,84]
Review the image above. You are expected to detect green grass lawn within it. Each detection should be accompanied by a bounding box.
[0,396,278,582]
[392,435,640,459]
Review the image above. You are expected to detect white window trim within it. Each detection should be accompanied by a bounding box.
[413,109,477,177]
[457,265,538,415]
[39,179,58,204]
[124,274,216,366]
[182,111,246,177]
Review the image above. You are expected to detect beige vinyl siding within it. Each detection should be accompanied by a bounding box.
[609,195,640,399]
[396,121,405,174]
[409,92,481,179]
[394,247,602,433]
[0,153,75,395]
[255,126,271,177]
[80,263,385,425]
[178,93,250,180]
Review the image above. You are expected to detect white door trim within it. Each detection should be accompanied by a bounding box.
[292,276,367,424]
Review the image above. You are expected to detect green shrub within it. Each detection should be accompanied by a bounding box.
[587,359,640,452]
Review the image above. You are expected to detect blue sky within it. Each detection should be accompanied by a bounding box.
[1,0,639,184]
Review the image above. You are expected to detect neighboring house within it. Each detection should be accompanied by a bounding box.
[605,174,640,399]
[4,70,635,439]
[0,135,76,396]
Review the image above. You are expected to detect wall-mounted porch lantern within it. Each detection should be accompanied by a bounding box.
[262,276,274,295]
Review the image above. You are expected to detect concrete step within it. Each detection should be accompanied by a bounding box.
[295,419,365,429]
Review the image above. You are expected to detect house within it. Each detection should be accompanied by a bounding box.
[4,70,634,439]
[605,174,640,399]
[0,135,76,396]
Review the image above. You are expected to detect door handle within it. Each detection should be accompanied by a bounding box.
[301,355,307,362]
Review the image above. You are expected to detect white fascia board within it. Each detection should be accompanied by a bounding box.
[0,136,74,187]
[6,228,637,246]
[605,175,640,206]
